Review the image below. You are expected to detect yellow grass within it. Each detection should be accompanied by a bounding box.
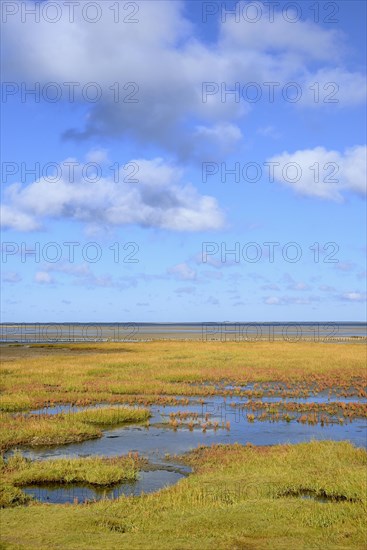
[1,341,365,411]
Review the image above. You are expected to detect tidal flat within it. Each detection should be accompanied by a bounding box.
[0,341,366,549]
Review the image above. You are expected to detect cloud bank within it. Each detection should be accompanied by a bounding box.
[2,1,365,158]
[1,158,225,232]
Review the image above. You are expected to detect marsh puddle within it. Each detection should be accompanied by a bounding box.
[9,393,366,504]
[299,492,331,503]
[18,394,367,465]
[289,490,352,503]
[26,388,366,419]
[197,383,366,402]
[23,468,187,504]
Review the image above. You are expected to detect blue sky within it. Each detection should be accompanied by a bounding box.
[1,0,366,322]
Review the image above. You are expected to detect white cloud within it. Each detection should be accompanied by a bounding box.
[257,126,281,139]
[1,158,225,232]
[301,69,367,107]
[1,205,40,232]
[338,292,366,302]
[281,274,310,291]
[191,123,243,157]
[219,3,342,61]
[2,1,364,156]
[264,296,281,305]
[268,145,367,200]
[35,271,53,284]
[168,263,197,281]
[288,282,310,291]
[85,149,109,164]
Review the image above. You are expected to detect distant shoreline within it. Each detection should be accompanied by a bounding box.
[1,322,366,344]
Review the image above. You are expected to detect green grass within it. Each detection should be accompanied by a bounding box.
[0,452,143,508]
[70,406,150,426]
[0,441,366,549]
[2,452,142,486]
[0,484,31,509]
[0,407,150,451]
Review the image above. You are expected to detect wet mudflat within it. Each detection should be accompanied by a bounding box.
[19,388,366,460]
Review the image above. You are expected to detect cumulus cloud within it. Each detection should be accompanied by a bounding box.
[267,145,367,200]
[1,158,225,232]
[2,1,364,157]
